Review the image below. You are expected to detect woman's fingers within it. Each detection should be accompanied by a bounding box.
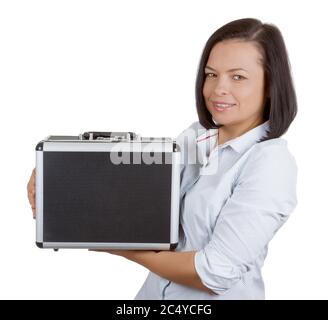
[27,168,36,219]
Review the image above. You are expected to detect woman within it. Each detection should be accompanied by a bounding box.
[27,18,298,299]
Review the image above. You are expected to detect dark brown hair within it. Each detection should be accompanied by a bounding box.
[195,18,297,142]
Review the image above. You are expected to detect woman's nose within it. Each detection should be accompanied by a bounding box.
[214,78,230,95]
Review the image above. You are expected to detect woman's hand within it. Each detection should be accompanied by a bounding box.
[27,168,36,219]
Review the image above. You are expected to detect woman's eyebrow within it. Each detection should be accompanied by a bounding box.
[205,65,248,72]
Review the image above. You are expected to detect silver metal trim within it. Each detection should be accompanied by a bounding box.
[41,242,171,250]
[36,151,43,242]
[43,141,173,153]
[170,151,180,245]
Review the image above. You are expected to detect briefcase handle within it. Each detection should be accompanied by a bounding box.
[81,131,137,141]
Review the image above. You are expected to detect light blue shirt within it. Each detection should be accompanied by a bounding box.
[135,120,298,300]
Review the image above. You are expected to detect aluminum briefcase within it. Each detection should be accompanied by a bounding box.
[35,131,181,251]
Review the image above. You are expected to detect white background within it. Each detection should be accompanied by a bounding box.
[0,0,327,300]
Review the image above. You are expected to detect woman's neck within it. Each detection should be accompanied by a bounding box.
[217,118,265,146]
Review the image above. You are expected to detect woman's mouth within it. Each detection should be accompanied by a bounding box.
[212,102,236,111]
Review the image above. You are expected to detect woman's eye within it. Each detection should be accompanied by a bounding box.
[232,74,246,81]
[205,72,216,78]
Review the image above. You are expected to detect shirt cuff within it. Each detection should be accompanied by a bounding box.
[194,249,241,295]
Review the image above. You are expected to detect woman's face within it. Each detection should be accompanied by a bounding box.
[203,40,266,129]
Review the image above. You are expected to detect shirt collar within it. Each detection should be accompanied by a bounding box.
[228,120,270,153]
[196,120,270,154]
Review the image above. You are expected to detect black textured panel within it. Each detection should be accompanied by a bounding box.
[43,152,172,243]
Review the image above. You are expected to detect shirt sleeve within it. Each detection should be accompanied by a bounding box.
[194,142,298,295]
[175,121,202,175]
[175,129,188,176]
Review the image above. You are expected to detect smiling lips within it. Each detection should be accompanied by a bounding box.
[212,101,236,111]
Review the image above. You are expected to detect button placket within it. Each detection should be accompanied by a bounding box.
[200,147,224,175]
